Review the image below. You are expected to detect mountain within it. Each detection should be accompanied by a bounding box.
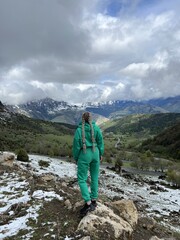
[102,113,180,135]
[146,96,180,113]
[7,98,72,119]
[0,101,5,112]
[7,96,180,125]
[7,98,108,125]
[0,105,76,155]
[0,101,13,120]
[86,100,168,118]
[141,122,180,160]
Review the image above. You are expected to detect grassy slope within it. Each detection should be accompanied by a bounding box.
[141,122,180,160]
[103,113,180,135]
[0,114,76,154]
[102,113,180,159]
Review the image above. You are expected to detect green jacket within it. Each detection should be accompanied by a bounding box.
[73,121,104,161]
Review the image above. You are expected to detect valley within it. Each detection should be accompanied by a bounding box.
[0,97,180,239]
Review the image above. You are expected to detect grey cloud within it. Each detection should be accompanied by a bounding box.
[0,0,89,67]
[0,0,180,104]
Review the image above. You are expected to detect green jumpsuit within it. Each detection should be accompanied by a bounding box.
[73,121,104,202]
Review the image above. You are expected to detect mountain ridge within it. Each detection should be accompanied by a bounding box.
[5,96,180,125]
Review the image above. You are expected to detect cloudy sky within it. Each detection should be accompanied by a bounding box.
[0,0,180,104]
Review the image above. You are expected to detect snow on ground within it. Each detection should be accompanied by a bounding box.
[28,154,77,178]
[1,153,180,238]
[26,155,180,218]
[25,154,180,219]
[99,169,180,216]
[99,169,180,232]
[0,165,64,239]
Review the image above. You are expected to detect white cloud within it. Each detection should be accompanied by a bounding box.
[0,0,180,104]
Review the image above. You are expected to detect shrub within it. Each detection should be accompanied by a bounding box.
[115,158,123,173]
[38,160,50,168]
[17,148,29,162]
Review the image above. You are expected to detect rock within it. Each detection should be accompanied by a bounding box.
[158,175,166,180]
[142,217,157,230]
[111,199,138,228]
[150,191,157,195]
[149,236,163,240]
[122,173,134,179]
[41,174,54,182]
[79,237,91,240]
[112,196,124,201]
[77,202,133,239]
[100,170,105,174]
[61,182,67,187]
[150,185,167,192]
[64,199,72,210]
[73,201,84,212]
[0,152,15,167]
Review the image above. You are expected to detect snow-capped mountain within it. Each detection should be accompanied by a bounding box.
[0,101,13,121]
[7,98,73,119]
[6,98,108,125]
[6,96,180,124]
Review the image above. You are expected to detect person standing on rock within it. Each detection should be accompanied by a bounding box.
[73,112,104,216]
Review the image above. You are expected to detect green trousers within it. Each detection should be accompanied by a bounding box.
[77,147,100,202]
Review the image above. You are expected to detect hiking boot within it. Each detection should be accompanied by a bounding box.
[91,200,97,207]
[80,203,95,216]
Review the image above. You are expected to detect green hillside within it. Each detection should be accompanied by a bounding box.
[141,123,180,160]
[103,113,180,135]
[0,114,75,157]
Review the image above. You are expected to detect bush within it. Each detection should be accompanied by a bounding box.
[38,160,50,168]
[17,148,29,162]
[115,158,123,173]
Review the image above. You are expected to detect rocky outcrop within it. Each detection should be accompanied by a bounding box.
[0,101,6,112]
[111,199,138,228]
[77,202,136,239]
[0,152,15,167]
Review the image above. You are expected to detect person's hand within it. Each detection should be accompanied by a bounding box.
[100,156,103,163]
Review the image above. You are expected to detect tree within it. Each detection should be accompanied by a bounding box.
[114,151,124,174]
[167,163,180,187]
[115,158,123,174]
[131,157,141,169]
[140,155,151,171]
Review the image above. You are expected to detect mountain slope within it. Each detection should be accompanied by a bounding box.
[86,100,168,118]
[5,96,180,124]
[103,113,180,135]
[7,98,72,120]
[147,96,180,113]
[7,98,108,125]
[141,122,180,160]
[0,104,75,155]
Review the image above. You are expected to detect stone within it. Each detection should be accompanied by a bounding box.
[77,202,133,239]
[111,199,138,228]
[0,152,15,167]
[61,182,67,187]
[149,236,163,240]
[64,199,72,210]
[41,174,54,182]
[79,237,91,240]
[146,218,157,231]
[73,201,84,212]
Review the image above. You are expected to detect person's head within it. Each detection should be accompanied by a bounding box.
[82,112,92,123]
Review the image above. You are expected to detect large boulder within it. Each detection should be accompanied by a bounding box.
[0,152,15,167]
[111,199,138,228]
[77,202,133,239]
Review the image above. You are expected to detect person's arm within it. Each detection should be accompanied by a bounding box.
[72,128,82,163]
[96,127,104,159]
